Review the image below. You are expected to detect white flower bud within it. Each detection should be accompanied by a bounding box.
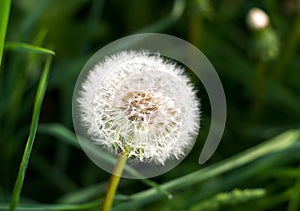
[246,8,270,30]
[77,51,200,165]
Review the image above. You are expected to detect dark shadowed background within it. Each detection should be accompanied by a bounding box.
[1,0,300,210]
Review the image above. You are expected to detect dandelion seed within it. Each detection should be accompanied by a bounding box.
[78,51,200,165]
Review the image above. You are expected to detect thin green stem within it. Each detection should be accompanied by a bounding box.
[0,0,11,67]
[101,154,127,211]
[10,56,53,211]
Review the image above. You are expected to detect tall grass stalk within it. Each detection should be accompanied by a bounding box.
[10,56,53,211]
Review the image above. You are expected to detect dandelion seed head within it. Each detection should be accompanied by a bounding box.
[78,51,200,165]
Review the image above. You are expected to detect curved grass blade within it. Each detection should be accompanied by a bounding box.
[10,56,53,211]
[5,42,55,55]
[113,130,300,210]
[0,0,11,67]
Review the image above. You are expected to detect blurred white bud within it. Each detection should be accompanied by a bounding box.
[246,8,270,30]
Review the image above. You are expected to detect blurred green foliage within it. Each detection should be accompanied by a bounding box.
[1,0,300,210]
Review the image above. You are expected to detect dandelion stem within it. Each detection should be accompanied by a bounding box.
[101,153,127,211]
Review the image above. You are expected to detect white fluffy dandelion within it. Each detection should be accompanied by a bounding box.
[78,51,200,165]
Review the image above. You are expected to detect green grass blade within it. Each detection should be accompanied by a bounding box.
[5,42,55,55]
[0,0,11,67]
[113,130,300,210]
[183,144,300,207]
[10,56,53,211]
[190,188,266,211]
[1,200,100,211]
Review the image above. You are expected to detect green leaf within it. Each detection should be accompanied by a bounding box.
[5,42,55,55]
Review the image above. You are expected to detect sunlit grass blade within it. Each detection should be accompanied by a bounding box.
[0,0,11,67]
[183,144,300,208]
[10,56,53,211]
[5,42,55,55]
[113,130,300,210]
[190,188,266,211]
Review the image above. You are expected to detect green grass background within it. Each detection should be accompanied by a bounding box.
[1,0,300,210]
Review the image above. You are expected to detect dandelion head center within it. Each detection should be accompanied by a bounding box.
[121,91,160,123]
